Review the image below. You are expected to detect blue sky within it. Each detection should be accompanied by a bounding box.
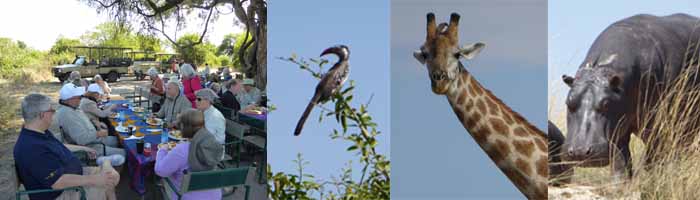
[267,0,390,193]
[391,0,546,199]
[549,0,700,117]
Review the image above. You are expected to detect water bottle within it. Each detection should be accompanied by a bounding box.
[161,128,169,144]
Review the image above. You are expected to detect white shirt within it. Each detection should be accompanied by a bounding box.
[203,105,226,144]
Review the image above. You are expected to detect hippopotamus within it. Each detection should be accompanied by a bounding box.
[548,121,572,186]
[561,13,700,180]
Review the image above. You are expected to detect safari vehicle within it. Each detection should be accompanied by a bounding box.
[127,50,159,80]
[52,46,133,82]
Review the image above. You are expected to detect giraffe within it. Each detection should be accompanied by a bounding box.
[413,13,548,199]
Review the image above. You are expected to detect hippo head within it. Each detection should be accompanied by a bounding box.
[561,67,627,165]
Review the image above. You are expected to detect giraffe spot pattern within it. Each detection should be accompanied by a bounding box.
[502,168,530,198]
[516,158,532,176]
[513,139,535,157]
[514,126,530,137]
[465,112,481,130]
[502,109,514,124]
[470,77,483,95]
[534,136,547,153]
[536,155,548,178]
[486,98,500,116]
[489,118,509,136]
[487,139,510,164]
[472,123,490,145]
[476,99,487,115]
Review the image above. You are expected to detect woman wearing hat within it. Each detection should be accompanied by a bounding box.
[237,78,262,109]
[80,84,118,136]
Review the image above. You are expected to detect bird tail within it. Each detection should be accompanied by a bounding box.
[294,95,320,136]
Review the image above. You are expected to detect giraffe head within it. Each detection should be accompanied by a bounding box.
[414,13,486,95]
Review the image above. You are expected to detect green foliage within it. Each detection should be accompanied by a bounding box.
[0,38,47,80]
[175,33,220,66]
[49,37,83,64]
[268,55,390,200]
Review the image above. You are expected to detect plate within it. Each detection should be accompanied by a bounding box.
[109,113,119,119]
[115,126,128,132]
[133,107,145,113]
[147,118,163,126]
[169,130,183,140]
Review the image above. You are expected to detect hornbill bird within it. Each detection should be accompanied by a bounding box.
[294,45,350,136]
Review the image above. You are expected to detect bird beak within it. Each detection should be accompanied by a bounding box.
[320,46,341,57]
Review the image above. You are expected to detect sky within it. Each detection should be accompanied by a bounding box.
[0,0,240,51]
[391,0,547,199]
[267,0,390,195]
[548,0,700,117]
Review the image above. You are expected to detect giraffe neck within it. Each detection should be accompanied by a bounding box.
[445,67,548,199]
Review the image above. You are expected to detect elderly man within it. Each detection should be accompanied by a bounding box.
[50,83,125,158]
[156,80,192,127]
[237,78,262,109]
[148,67,165,112]
[66,71,81,86]
[194,89,226,145]
[14,94,120,200]
[80,84,117,136]
[220,79,241,113]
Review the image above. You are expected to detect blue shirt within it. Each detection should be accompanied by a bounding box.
[14,127,83,200]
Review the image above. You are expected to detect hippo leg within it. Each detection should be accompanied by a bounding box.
[611,142,633,182]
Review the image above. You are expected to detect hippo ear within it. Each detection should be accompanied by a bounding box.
[609,76,622,93]
[562,75,574,87]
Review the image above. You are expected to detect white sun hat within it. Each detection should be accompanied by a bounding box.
[59,83,86,100]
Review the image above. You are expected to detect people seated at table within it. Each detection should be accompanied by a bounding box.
[155,110,223,200]
[180,63,203,108]
[156,80,193,126]
[148,67,165,113]
[94,74,111,97]
[194,89,226,145]
[15,93,121,200]
[238,78,262,109]
[50,83,126,158]
[221,67,232,81]
[81,84,118,136]
[66,71,81,86]
[220,79,242,113]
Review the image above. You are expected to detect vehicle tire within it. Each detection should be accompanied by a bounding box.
[107,71,119,82]
[58,73,68,83]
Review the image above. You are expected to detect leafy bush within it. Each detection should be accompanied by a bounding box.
[268,55,390,200]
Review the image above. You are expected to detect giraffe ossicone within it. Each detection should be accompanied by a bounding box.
[413,12,548,199]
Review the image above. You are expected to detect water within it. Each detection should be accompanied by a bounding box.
[161,128,169,144]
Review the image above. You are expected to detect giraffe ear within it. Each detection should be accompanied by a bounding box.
[458,42,485,60]
[413,50,426,64]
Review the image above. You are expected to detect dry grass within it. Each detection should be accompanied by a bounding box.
[549,57,700,199]
[0,65,60,142]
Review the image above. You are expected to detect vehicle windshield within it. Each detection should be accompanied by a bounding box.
[73,57,86,65]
